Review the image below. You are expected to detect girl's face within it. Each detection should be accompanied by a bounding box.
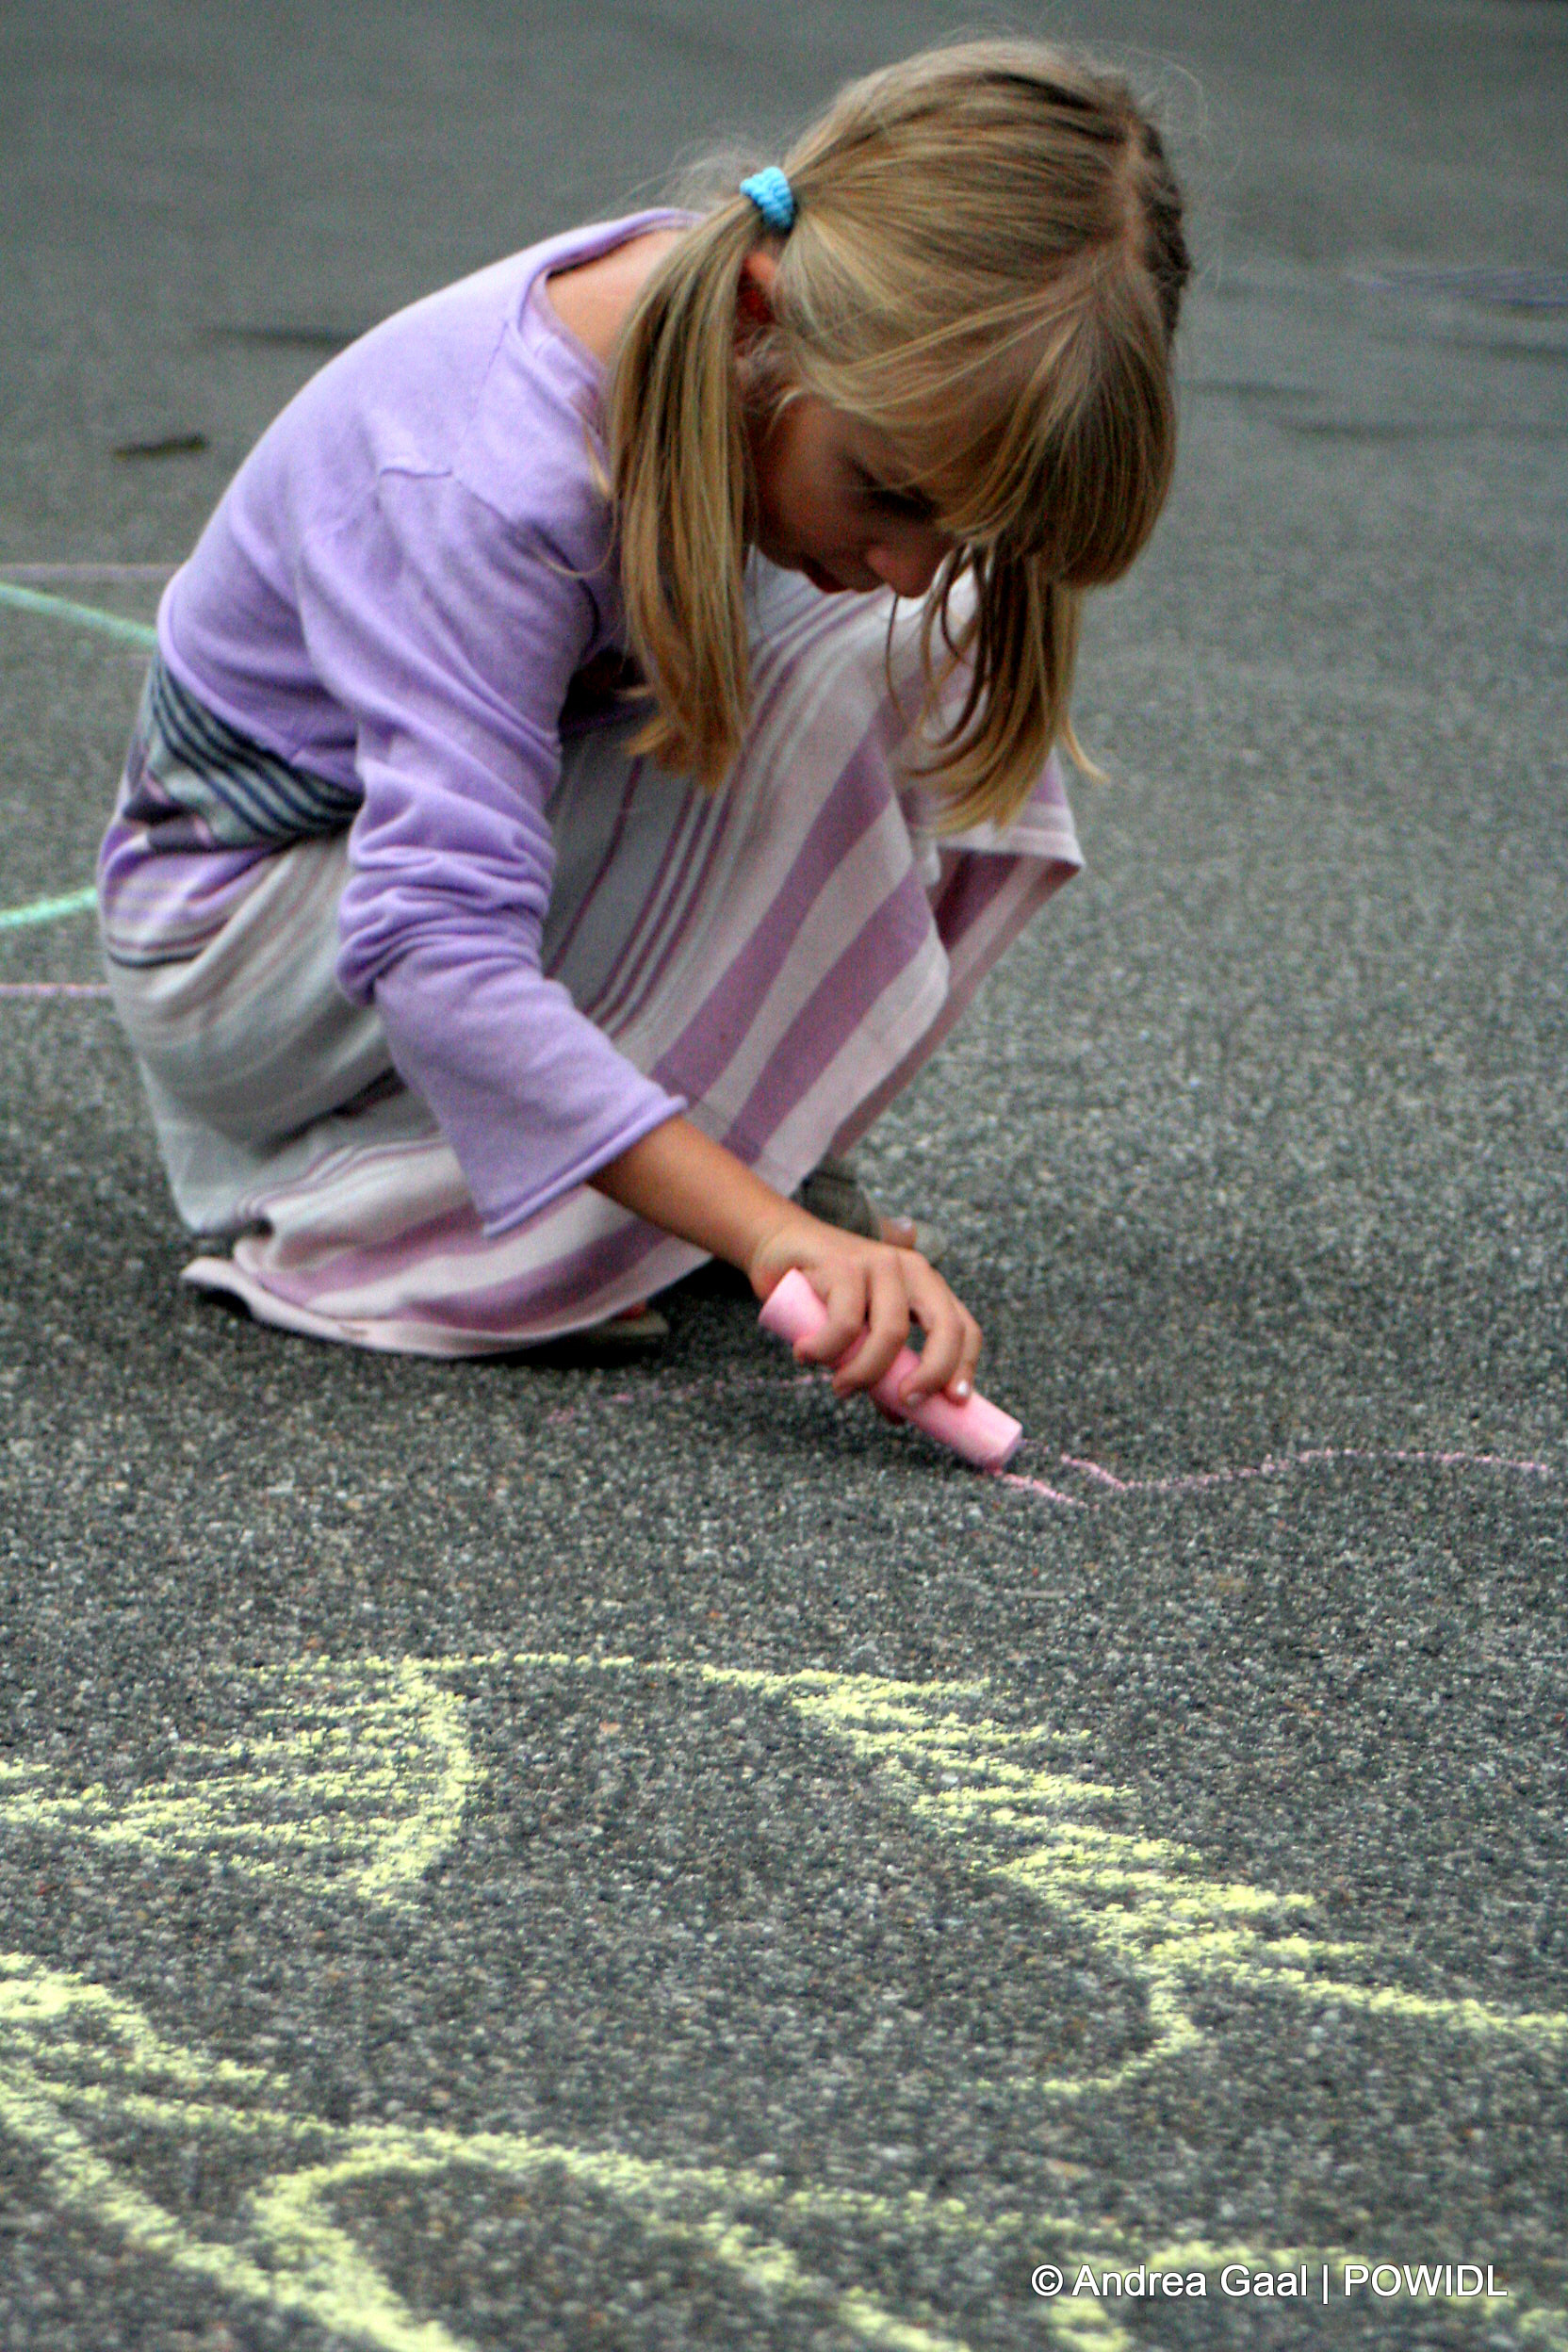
[737,251,955,601]
[745,392,956,600]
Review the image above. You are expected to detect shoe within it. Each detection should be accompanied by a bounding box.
[563,1302,669,1354]
[793,1153,948,1266]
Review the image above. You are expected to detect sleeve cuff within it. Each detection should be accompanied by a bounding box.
[474,1088,689,1240]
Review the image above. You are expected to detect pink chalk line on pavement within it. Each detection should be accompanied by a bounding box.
[997,1472,1088,1507]
[0,563,175,582]
[0,981,110,999]
[999,1443,1555,1510]
[531,1378,1554,1501]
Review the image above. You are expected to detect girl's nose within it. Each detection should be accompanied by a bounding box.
[864,530,951,600]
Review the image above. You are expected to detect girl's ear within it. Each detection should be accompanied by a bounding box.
[736,250,779,336]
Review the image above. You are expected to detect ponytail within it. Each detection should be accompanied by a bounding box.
[605,202,762,787]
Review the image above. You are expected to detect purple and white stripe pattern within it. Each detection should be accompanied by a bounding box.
[101,570,1082,1352]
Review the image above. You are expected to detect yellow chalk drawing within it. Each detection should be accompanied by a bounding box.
[2,1941,1554,2352]
[784,1674,1568,2092]
[0,1658,474,1908]
[0,1951,1015,2352]
[0,1653,1563,2348]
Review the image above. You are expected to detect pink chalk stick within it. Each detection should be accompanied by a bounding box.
[759,1267,1022,1470]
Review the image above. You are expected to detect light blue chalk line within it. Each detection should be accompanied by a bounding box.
[0,886,98,931]
[0,582,145,931]
[0,580,156,650]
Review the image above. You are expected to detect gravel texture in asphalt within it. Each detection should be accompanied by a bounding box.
[1,2,1564,2346]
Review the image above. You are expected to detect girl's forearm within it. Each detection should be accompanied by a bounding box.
[588,1113,803,1283]
[592,1114,984,1408]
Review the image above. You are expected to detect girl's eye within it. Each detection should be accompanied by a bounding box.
[852,466,935,524]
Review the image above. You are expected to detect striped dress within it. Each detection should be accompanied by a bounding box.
[100,575,1080,1352]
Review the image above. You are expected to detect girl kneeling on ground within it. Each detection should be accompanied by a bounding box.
[99,39,1189,1398]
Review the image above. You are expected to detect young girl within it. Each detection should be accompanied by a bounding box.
[97,40,1188,1410]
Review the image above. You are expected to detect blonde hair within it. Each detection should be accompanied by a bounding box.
[607,40,1190,826]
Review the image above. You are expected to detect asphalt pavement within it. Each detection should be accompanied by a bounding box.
[1,2,1564,2346]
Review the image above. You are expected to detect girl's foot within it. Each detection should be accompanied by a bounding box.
[792,1153,948,1266]
[577,1300,669,1351]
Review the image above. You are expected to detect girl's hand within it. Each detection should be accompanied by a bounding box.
[590,1116,981,1405]
[748,1216,982,1407]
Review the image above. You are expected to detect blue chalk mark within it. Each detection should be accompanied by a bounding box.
[0,886,98,932]
[0,580,145,934]
[0,580,142,936]
[0,580,156,650]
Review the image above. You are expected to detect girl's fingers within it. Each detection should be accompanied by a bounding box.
[899,1314,982,1405]
[772,1232,985,1407]
[895,1267,983,1406]
[829,1255,912,1396]
[792,1266,872,1370]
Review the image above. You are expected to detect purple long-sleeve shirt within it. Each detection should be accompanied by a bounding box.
[158,213,690,1234]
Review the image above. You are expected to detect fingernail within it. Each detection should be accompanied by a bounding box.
[954,1379,972,1399]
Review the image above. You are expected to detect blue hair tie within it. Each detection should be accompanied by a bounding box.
[741,167,796,234]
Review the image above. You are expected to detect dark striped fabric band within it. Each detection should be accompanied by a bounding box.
[123,654,362,850]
